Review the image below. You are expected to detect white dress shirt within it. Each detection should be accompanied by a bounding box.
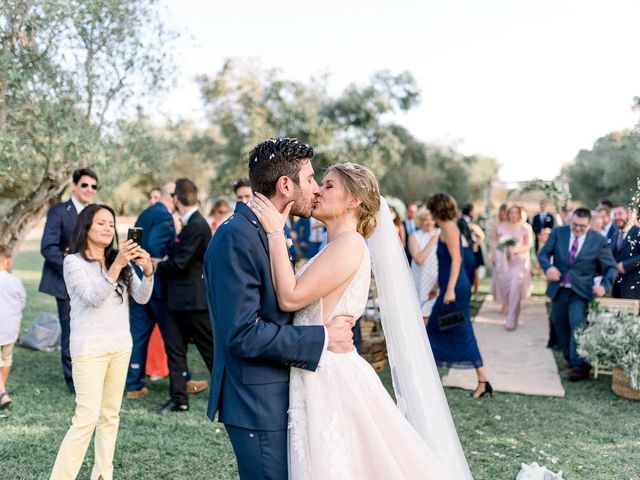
[71,195,87,214]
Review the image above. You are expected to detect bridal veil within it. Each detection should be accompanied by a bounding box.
[368,197,473,479]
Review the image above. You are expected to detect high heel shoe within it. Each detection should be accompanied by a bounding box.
[471,381,493,398]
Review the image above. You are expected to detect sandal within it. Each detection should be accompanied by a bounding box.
[0,391,11,410]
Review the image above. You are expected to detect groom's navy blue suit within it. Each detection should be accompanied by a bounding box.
[204,202,325,480]
[538,226,616,373]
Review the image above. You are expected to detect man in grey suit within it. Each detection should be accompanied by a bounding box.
[538,208,617,381]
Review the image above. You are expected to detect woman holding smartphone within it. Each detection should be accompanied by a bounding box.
[50,204,153,480]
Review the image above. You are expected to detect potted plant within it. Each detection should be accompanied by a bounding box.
[575,308,640,400]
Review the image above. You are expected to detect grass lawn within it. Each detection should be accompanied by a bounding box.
[2,241,639,479]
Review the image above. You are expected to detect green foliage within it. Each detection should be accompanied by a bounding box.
[196,58,497,205]
[197,59,424,195]
[519,178,571,212]
[564,131,640,207]
[576,310,640,389]
[0,0,174,195]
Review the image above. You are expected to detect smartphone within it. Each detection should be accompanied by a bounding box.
[127,227,143,245]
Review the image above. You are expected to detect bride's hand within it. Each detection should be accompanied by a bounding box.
[252,193,293,233]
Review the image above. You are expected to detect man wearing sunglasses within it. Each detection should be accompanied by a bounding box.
[538,208,617,382]
[39,168,99,394]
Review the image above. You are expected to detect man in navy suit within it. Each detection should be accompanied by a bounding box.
[125,182,176,398]
[610,204,640,299]
[538,208,617,381]
[403,202,417,262]
[156,178,214,413]
[39,168,99,393]
[532,199,555,252]
[204,138,355,480]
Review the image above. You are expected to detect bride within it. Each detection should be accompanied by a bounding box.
[252,163,472,479]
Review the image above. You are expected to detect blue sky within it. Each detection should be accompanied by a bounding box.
[159,0,640,182]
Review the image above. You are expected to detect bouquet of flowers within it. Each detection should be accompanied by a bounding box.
[497,235,516,261]
[576,309,640,389]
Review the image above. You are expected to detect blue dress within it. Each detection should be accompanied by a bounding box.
[427,240,483,369]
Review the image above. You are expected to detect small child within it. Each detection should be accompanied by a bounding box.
[0,244,27,409]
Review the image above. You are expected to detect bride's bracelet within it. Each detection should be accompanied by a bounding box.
[266,229,285,238]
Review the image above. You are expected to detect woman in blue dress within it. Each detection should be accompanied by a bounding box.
[426,193,493,398]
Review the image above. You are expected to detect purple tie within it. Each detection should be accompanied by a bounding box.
[561,236,580,285]
[616,230,624,250]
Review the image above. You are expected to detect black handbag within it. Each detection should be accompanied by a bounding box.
[437,310,465,331]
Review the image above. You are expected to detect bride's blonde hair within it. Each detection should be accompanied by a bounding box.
[326,163,380,238]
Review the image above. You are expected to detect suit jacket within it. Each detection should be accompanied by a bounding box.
[538,226,617,302]
[39,199,78,299]
[532,212,555,235]
[611,225,640,299]
[605,223,616,246]
[156,210,211,311]
[133,202,176,300]
[204,202,324,431]
[402,219,416,261]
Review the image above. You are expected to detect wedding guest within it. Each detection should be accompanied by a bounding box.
[0,245,27,410]
[390,206,406,247]
[126,183,176,399]
[458,204,478,293]
[156,178,213,413]
[148,187,161,205]
[490,203,509,310]
[40,167,99,394]
[426,193,492,398]
[233,178,253,204]
[307,217,325,258]
[293,216,311,259]
[208,198,231,235]
[610,204,640,300]
[408,209,440,324]
[531,199,555,252]
[538,208,617,381]
[559,206,572,226]
[403,202,418,262]
[494,205,532,331]
[50,204,153,480]
[590,212,604,235]
[145,324,169,381]
[597,206,615,244]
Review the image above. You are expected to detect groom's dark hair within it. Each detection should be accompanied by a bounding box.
[248,138,314,198]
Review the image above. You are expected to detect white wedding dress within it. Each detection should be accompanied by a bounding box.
[288,244,454,479]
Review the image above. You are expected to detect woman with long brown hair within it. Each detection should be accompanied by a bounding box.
[426,193,492,399]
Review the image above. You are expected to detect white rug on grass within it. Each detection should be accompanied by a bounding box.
[442,296,565,397]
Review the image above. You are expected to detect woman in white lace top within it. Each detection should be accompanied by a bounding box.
[51,204,153,480]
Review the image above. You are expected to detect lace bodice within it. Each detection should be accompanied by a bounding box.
[294,245,371,327]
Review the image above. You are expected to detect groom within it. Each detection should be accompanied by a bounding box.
[204,138,355,479]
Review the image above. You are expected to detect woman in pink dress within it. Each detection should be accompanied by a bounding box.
[490,204,509,310]
[494,205,532,330]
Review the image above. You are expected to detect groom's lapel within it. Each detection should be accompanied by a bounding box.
[236,202,269,254]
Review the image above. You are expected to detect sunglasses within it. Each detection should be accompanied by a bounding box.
[79,182,98,190]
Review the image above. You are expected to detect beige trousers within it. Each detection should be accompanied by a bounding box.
[50,349,131,480]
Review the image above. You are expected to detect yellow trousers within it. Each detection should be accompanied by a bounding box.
[50,349,131,480]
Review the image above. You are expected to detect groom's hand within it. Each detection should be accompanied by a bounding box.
[326,316,355,353]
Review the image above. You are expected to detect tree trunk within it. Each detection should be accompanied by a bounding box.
[0,172,71,253]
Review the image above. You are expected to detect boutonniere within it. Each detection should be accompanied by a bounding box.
[286,238,294,249]
[174,235,181,244]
